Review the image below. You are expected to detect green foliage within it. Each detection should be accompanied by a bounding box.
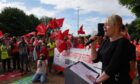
[119,0,140,40]
[40,16,53,36]
[29,14,40,32]
[119,0,140,17]
[0,7,40,36]
[119,0,136,8]
[40,16,52,25]
[132,5,140,17]
[127,18,140,40]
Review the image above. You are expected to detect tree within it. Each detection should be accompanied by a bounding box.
[126,19,140,40]
[28,14,40,32]
[40,16,52,25]
[0,7,40,36]
[119,0,140,40]
[119,0,140,17]
[39,16,53,36]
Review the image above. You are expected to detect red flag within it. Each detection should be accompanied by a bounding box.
[56,29,69,53]
[36,23,47,35]
[37,32,45,35]
[50,32,56,39]
[47,18,64,29]
[63,29,69,36]
[47,19,58,29]
[78,25,85,35]
[23,31,36,38]
[56,18,64,28]
[56,29,69,40]
[29,32,36,35]
[0,31,3,38]
[68,34,73,40]
[23,33,30,38]
[57,41,67,53]
[57,31,64,40]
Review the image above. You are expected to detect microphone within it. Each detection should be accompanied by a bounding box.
[84,35,98,46]
[85,23,104,46]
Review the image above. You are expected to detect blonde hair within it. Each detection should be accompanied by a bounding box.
[107,14,123,31]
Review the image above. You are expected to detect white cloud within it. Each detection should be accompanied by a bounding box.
[57,16,135,36]
[27,7,56,18]
[1,0,7,3]
[40,0,136,34]
[40,0,134,16]
[62,21,75,34]
[79,17,105,35]
[0,1,56,18]
[123,18,135,24]
[78,16,135,35]
[0,0,136,36]
[0,2,26,13]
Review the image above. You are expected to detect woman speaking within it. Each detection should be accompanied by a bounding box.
[91,15,132,84]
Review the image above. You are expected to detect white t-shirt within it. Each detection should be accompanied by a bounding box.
[36,60,47,73]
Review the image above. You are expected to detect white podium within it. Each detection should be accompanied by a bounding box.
[64,62,101,84]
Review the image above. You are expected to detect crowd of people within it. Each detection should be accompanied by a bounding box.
[0,14,140,84]
[0,31,91,83]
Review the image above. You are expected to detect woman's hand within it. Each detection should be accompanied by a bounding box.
[86,74,96,82]
[86,74,100,84]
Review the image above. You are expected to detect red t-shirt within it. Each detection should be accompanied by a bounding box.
[12,43,19,53]
[77,43,85,49]
[40,46,49,60]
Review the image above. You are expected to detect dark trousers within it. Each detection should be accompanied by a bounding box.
[20,53,28,72]
[2,58,11,72]
[12,52,20,70]
[137,60,140,84]
[48,56,54,72]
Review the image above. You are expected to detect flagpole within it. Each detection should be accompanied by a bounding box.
[77,7,80,29]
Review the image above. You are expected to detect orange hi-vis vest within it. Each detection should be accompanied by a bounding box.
[136,45,140,60]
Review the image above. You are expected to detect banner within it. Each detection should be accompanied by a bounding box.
[54,48,93,68]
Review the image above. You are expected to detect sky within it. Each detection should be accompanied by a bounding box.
[0,0,136,36]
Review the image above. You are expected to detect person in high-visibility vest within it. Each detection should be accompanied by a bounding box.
[136,44,140,84]
[47,39,55,73]
[0,42,10,72]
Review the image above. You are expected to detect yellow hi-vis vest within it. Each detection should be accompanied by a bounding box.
[0,44,9,60]
[47,42,55,57]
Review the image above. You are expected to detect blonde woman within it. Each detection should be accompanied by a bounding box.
[90,15,132,84]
